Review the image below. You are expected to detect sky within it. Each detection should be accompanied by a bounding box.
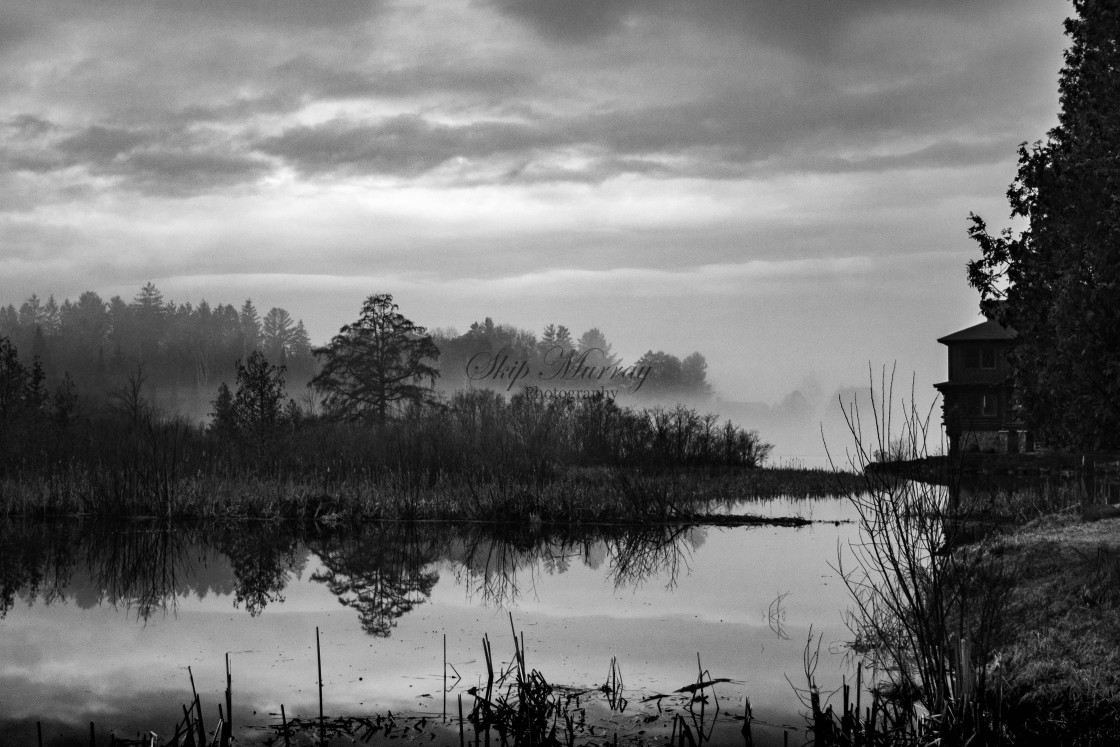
[0,0,1073,456]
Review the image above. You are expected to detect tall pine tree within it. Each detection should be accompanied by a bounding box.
[967,0,1120,449]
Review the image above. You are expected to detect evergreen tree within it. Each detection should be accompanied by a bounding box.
[52,374,79,427]
[554,325,574,351]
[42,296,61,336]
[967,0,1120,449]
[233,351,287,437]
[0,305,18,339]
[0,337,29,421]
[25,359,48,412]
[124,283,168,367]
[576,328,620,367]
[262,307,295,358]
[131,282,165,317]
[240,299,262,355]
[290,320,313,359]
[18,294,41,328]
[210,381,238,437]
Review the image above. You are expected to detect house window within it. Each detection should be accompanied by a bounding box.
[982,393,997,416]
[965,347,997,369]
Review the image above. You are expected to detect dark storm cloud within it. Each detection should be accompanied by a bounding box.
[0,4,52,53]
[2,118,269,195]
[8,114,55,136]
[112,148,272,195]
[490,0,1020,50]
[256,66,1018,184]
[269,55,537,101]
[6,0,384,33]
[0,0,1066,206]
[168,0,383,28]
[0,0,389,121]
[58,125,153,162]
[259,114,552,177]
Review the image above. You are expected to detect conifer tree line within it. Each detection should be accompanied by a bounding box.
[0,283,315,413]
[432,319,712,401]
[0,284,714,425]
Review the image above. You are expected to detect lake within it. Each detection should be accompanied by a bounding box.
[0,497,863,746]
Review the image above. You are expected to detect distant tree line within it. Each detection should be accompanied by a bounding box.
[433,318,712,402]
[0,283,314,412]
[2,286,713,430]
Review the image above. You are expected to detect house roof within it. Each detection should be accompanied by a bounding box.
[937,319,1016,344]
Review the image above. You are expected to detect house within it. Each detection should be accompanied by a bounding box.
[933,318,1032,455]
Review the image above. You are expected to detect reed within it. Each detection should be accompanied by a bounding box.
[824,368,1019,746]
[2,387,840,522]
[40,622,751,747]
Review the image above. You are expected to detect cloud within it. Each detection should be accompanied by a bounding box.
[0,0,1065,202]
[2,118,271,195]
[162,257,876,303]
[487,0,1024,52]
[253,82,1019,185]
[259,114,549,177]
[57,125,152,163]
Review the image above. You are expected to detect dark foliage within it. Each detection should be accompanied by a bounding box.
[232,351,288,438]
[967,0,1120,449]
[311,293,440,425]
[0,285,316,417]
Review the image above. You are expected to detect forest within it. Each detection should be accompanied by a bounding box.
[0,283,714,418]
[0,285,775,521]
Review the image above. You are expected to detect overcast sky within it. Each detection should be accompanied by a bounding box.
[0,0,1072,446]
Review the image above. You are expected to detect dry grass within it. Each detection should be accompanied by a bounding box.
[0,463,860,523]
[984,515,1120,745]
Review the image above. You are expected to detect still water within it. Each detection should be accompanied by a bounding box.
[0,498,861,746]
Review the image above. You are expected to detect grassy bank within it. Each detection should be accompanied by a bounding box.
[982,513,1120,746]
[816,374,1120,746]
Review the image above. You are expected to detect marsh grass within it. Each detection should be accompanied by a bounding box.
[0,389,865,522]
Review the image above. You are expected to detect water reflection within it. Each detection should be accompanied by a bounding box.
[0,519,705,634]
[309,525,442,636]
[448,524,703,606]
[212,522,308,616]
[0,521,77,617]
[0,521,310,622]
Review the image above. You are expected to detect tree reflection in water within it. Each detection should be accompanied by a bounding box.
[307,525,442,637]
[0,520,305,622]
[211,523,307,616]
[0,521,79,618]
[0,519,706,631]
[449,524,706,607]
[86,524,198,618]
[607,524,706,591]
